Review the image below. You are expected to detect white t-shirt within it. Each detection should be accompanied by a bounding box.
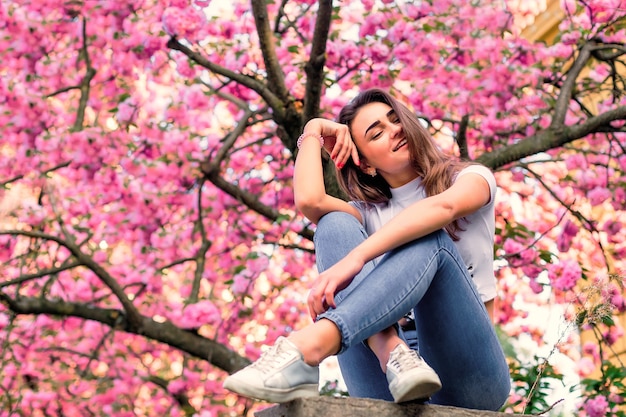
[349,165,497,302]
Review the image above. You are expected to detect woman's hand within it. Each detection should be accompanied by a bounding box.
[303,118,360,169]
[307,253,365,320]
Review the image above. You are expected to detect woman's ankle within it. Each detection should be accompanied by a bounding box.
[287,319,341,366]
[367,329,404,373]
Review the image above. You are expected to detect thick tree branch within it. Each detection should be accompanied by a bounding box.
[0,293,250,374]
[0,230,142,323]
[190,178,212,304]
[0,260,84,289]
[552,40,594,127]
[198,109,315,241]
[166,37,286,121]
[249,0,290,102]
[477,106,626,169]
[147,375,197,415]
[457,114,470,160]
[72,17,96,132]
[1,161,71,188]
[590,41,626,61]
[201,109,255,175]
[200,173,314,242]
[302,0,333,122]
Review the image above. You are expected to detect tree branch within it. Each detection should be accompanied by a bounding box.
[147,375,197,415]
[477,105,626,169]
[302,0,333,122]
[201,173,313,242]
[552,40,594,127]
[457,114,470,160]
[1,161,71,188]
[166,37,286,120]
[190,178,212,304]
[0,260,84,289]
[0,293,250,373]
[0,229,142,323]
[72,17,96,132]
[249,0,290,102]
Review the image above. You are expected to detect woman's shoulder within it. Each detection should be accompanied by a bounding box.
[455,164,496,185]
[454,164,497,204]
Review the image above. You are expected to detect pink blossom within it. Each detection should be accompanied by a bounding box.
[582,341,599,362]
[610,292,625,313]
[577,357,596,377]
[562,220,579,237]
[511,169,525,182]
[603,325,624,345]
[602,219,622,243]
[231,273,250,295]
[608,392,624,404]
[611,186,626,210]
[528,279,544,294]
[116,100,136,124]
[564,153,587,170]
[520,248,537,263]
[162,6,206,41]
[182,300,221,328]
[522,264,543,279]
[0,313,9,330]
[248,255,270,274]
[184,84,209,110]
[170,0,191,9]
[587,187,612,206]
[547,259,582,291]
[168,379,186,395]
[503,238,525,254]
[583,395,609,417]
[556,234,572,252]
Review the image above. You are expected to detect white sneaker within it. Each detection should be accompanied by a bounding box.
[223,337,320,403]
[386,344,442,403]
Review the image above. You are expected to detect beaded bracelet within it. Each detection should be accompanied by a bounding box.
[297,132,324,149]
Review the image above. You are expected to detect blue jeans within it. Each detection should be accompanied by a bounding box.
[314,212,510,410]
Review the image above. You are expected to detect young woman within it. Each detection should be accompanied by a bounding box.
[224,88,511,410]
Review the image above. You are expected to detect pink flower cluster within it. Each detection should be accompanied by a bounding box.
[547,259,582,291]
[557,219,579,252]
[181,300,221,329]
[162,6,207,41]
[582,395,609,417]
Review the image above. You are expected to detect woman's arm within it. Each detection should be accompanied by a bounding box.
[308,172,492,316]
[349,172,491,263]
[294,119,362,224]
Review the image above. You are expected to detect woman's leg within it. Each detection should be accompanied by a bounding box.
[316,215,510,410]
[313,212,393,400]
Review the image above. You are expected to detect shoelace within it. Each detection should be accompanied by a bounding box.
[251,343,293,374]
[390,349,423,371]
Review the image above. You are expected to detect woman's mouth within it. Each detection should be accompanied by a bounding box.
[393,139,407,152]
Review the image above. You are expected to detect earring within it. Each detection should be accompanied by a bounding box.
[368,168,377,177]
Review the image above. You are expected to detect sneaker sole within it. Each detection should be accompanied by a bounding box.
[224,377,319,403]
[389,372,442,403]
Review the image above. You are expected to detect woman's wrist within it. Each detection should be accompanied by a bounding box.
[297,132,324,149]
[348,246,369,270]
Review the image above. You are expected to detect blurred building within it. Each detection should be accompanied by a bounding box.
[521,0,626,398]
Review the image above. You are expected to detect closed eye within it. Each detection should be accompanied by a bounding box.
[388,112,400,124]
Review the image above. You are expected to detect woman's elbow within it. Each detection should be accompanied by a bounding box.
[294,195,315,213]
[294,196,324,223]
[434,199,459,223]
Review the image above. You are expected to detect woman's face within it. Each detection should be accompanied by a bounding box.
[351,101,417,187]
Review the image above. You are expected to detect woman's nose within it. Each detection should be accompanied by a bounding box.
[390,123,401,138]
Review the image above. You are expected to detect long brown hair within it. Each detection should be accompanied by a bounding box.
[336,88,475,240]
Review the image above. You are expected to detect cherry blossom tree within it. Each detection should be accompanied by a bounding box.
[0,0,624,415]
